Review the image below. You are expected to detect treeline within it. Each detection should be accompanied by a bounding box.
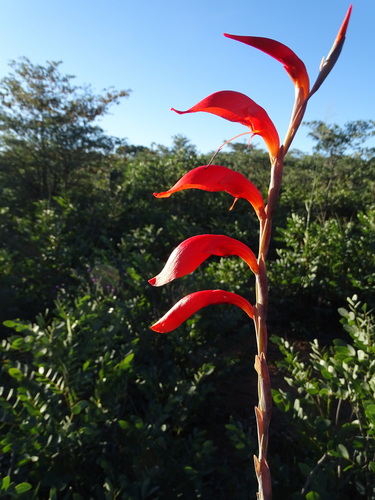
[0,59,374,498]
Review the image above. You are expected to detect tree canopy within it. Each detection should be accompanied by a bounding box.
[305,119,375,158]
[0,57,130,202]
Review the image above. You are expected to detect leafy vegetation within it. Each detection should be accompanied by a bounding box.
[271,296,375,500]
[0,59,374,498]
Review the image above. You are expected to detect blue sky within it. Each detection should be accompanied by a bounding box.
[0,0,373,154]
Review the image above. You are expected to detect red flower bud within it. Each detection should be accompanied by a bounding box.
[310,5,353,97]
[334,4,352,45]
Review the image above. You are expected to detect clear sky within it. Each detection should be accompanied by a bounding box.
[0,0,373,154]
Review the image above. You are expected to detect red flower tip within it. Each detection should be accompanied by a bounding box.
[224,34,309,99]
[150,289,254,333]
[149,234,258,287]
[310,5,353,98]
[172,90,279,159]
[334,4,353,45]
[153,164,265,218]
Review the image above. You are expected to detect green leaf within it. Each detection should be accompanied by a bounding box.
[337,443,350,460]
[363,402,375,424]
[1,476,11,491]
[82,361,90,371]
[21,400,40,416]
[116,352,135,371]
[343,464,354,472]
[10,337,27,350]
[118,420,130,430]
[8,367,23,381]
[15,482,32,494]
[3,320,28,332]
[306,492,321,500]
[334,344,356,359]
[321,368,333,379]
[71,400,89,415]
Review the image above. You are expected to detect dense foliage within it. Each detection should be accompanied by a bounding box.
[0,60,374,499]
[271,296,375,499]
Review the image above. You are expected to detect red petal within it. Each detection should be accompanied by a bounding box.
[153,164,265,218]
[172,91,279,159]
[224,34,309,99]
[149,234,258,287]
[150,289,254,333]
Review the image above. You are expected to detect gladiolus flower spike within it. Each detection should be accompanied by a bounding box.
[153,164,265,219]
[151,290,254,333]
[172,91,280,160]
[150,7,352,499]
[149,234,259,287]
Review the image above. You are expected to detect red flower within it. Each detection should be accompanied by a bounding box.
[172,91,279,159]
[153,164,265,219]
[150,289,254,333]
[149,234,258,287]
[223,34,309,100]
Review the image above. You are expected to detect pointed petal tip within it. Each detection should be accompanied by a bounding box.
[150,323,163,333]
[335,4,353,44]
[153,190,172,198]
[224,33,238,40]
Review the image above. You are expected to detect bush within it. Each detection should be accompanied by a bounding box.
[268,208,375,337]
[0,287,260,499]
[271,296,375,499]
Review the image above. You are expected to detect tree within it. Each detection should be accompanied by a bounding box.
[305,120,375,158]
[0,57,130,203]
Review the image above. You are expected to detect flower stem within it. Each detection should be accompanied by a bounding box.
[253,150,285,499]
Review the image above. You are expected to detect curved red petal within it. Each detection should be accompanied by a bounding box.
[153,164,265,218]
[149,234,258,287]
[224,34,309,99]
[172,91,279,159]
[150,289,254,333]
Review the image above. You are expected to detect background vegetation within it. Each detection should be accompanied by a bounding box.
[0,60,374,499]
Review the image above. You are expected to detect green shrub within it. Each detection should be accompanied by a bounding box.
[268,208,375,337]
[0,289,259,499]
[271,296,375,499]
